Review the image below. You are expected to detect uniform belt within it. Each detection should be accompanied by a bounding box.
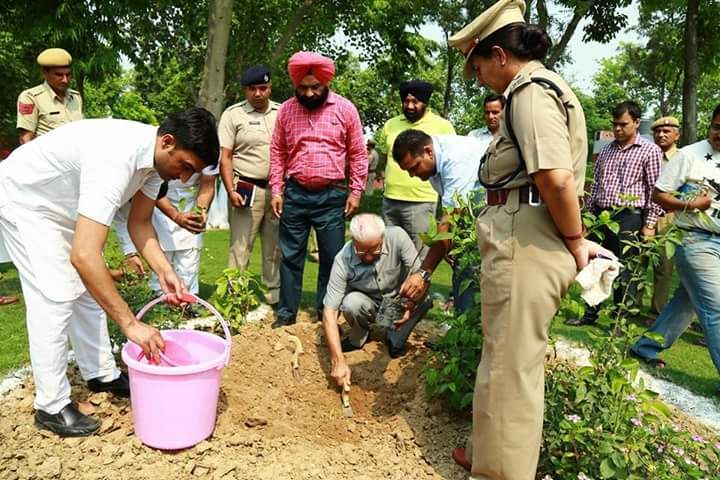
[237,176,268,189]
[289,176,346,192]
[486,185,542,206]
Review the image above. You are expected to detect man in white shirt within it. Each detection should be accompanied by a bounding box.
[0,108,220,437]
[467,93,505,154]
[392,129,484,314]
[632,104,720,376]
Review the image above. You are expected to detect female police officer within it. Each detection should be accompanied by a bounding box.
[445,1,611,478]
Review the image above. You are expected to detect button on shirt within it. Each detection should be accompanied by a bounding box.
[429,135,484,208]
[587,134,664,225]
[656,140,720,233]
[324,226,420,310]
[382,110,455,202]
[16,82,84,136]
[269,91,368,197]
[218,100,279,180]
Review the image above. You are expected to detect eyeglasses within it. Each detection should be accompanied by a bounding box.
[353,244,382,256]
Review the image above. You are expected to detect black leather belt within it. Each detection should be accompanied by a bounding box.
[486,185,542,206]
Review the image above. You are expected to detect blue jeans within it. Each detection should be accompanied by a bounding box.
[277,179,347,323]
[632,230,720,375]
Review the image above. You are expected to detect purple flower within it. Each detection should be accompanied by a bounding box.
[626,394,637,402]
[566,414,581,423]
[715,442,720,450]
[692,434,705,443]
[630,418,641,426]
[657,445,665,454]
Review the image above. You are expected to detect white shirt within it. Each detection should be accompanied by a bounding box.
[0,119,162,226]
[655,139,720,233]
[466,127,494,158]
[152,175,204,251]
[0,119,163,301]
[429,135,484,208]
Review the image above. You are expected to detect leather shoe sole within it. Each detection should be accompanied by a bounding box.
[87,372,130,398]
[35,403,100,437]
[271,318,296,329]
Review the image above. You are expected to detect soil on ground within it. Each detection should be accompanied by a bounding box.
[0,312,470,480]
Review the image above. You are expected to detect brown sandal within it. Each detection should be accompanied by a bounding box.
[452,447,471,472]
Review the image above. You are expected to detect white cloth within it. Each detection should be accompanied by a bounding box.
[655,139,720,233]
[0,232,9,263]
[575,257,622,306]
[112,203,136,255]
[467,127,494,156]
[207,178,229,229]
[149,248,200,294]
[153,175,204,251]
[0,206,119,414]
[429,135,485,208]
[0,119,162,301]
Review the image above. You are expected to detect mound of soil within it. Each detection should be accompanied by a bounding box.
[0,313,470,479]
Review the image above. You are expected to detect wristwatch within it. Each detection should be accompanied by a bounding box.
[418,268,432,283]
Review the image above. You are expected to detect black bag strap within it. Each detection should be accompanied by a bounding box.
[478,77,570,189]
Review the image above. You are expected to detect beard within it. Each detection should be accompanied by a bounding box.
[403,104,427,123]
[295,86,329,110]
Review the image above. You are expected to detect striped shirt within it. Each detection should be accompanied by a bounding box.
[587,134,664,226]
[269,91,368,197]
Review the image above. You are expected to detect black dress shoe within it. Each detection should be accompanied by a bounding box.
[87,372,130,397]
[35,403,100,437]
[271,317,296,329]
[341,337,365,353]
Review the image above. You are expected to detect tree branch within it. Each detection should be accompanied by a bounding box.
[546,1,594,69]
[270,0,314,64]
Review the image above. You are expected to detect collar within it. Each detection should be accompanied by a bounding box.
[139,129,157,170]
[42,81,66,102]
[242,101,278,114]
[614,133,642,150]
[403,108,440,127]
[664,144,678,159]
[503,60,545,98]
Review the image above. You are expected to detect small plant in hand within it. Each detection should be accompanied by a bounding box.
[212,267,267,333]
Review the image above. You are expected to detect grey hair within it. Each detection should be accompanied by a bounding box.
[349,213,386,243]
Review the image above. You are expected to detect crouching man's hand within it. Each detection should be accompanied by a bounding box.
[330,360,351,387]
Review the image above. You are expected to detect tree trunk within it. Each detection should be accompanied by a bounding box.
[536,0,549,32]
[197,0,234,120]
[270,0,314,64]
[443,31,454,118]
[546,1,594,69]
[524,0,534,23]
[681,0,699,145]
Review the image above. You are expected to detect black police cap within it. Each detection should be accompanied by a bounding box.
[241,65,272,86]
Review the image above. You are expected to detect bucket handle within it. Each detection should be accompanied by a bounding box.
[135,293,233,368]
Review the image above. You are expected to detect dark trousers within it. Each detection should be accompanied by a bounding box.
[452,263,478,315]
[277,179,347,323]
[584,208,643,322]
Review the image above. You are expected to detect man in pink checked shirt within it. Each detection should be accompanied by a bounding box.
[566,100,664,327]
[268,51,368,328]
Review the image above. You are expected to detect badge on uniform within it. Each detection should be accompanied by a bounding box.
[18,103,34,115]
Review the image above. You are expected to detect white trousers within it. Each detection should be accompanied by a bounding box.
[0,212,119,414]
[150,248,200,294]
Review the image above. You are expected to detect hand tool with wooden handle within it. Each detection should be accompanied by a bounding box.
[341,379,354,417]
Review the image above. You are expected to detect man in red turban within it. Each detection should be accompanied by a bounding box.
[287,51,336,89]
[268,51,368,330]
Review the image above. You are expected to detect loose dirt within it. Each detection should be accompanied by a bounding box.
[0,313,470,480]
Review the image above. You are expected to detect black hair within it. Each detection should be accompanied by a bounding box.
[612,100,642,121]
[471,23,551,62]
[484,93,506,107]
[713,103,720,122]
[392,129,432,163]
[157,107,219,167]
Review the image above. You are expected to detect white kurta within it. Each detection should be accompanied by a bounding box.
[0,119,163,413]
[152,175,204,251]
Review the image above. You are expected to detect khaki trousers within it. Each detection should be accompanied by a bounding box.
[228,186,280,303]
[468,191,576,480]
[651,213,675,314]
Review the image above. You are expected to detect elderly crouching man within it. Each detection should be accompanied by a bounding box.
[322,214,431,386]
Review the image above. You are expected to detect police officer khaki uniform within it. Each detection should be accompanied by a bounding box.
[448,1,593,478]
[16,48,83,141]
[219,66,281,304]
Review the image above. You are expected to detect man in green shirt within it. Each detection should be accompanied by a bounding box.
[380,80,455,257]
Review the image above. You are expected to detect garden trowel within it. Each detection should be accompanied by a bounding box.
[341,379,354,417]
[288,334,303,383]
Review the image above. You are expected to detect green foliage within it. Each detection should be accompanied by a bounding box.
[424,194,482,410]
[357,189,383,215]
[211,268,266,333]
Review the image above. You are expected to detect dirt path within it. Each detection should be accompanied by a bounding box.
[0,315,470,479]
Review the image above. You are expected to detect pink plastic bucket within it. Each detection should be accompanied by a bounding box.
[121,293,232,450]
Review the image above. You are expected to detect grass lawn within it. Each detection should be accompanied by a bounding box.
[0,229,452,376]
[2,229,718,401]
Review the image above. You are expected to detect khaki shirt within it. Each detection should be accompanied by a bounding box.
[481,60,587,195]
[218,100,279,180]
[16,82,84,136]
